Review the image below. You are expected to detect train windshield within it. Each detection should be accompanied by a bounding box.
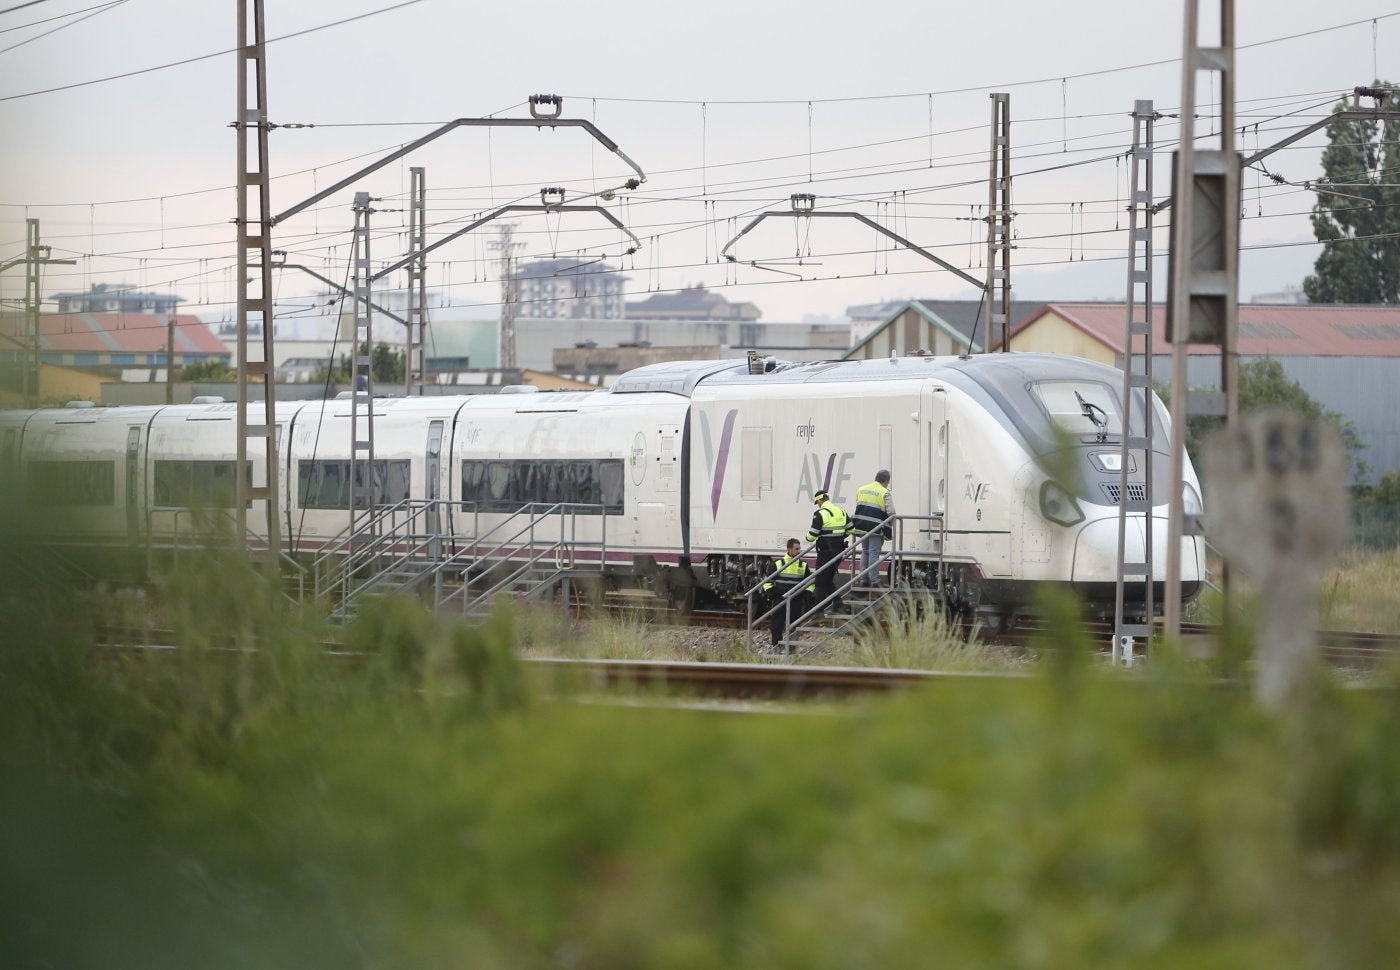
[1031,380,1123,438]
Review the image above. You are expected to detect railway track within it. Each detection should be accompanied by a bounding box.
[93,611,1400,692]
[652,606,1400,668]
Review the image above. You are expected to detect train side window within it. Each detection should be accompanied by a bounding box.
[570,461,596,505]
[153,460,247,508]
[460,458,623,514]
[298,459,410,509]
[486,461,510,502]
[544,461,567,503]
[27,460,115,507]
[391,462,411,503]
[597,460,624,510]
[515,462,538,505]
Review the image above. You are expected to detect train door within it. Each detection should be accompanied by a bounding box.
[923,385,948,560]
[125,426,142,545]
[426,420,444,554]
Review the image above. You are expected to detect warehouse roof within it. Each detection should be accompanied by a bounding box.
[1016,303,1400,357]
[0,312,230,357]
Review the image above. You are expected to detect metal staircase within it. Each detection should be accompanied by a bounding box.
[746,513,940,657]
[311,499,455,614]
[311,500,607,622]
[433,502,607,620]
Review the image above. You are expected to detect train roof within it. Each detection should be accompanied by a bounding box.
[607,352,1120,398]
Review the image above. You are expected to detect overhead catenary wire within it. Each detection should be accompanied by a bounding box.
[556,13,1400,106]
[0,0,432,103]
[11,20,1394,322]
[0,0,121,34]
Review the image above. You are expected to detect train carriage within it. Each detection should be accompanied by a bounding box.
[2,404,165,549]
[441,387,689,570]
[286,395,463,549]
[0,351,1205,621]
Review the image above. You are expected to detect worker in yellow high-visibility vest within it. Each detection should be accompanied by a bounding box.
[763,537,816,648]
[806,490,850,611]
[850,470,894,587]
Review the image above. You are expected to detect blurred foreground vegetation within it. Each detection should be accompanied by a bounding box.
[4,549,1400,969]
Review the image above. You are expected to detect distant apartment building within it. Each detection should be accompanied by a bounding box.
[52,282,183,316]
[626,284,761,322]
[511,258,626,320]
[1248,285,1308,305]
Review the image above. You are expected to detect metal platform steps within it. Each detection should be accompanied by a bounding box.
[746,513,946,658]
[310,500,608,622]
[748,555,902,657]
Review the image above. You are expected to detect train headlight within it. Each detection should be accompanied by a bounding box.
[1182,482,1203,516]
[1039,480,1085,527]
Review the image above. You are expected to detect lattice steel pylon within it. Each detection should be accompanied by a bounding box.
[1112,101,1160,665]
[490,224,524,370]
[985,93,1013,352]
[23,219,40,408]
[1164,0,1238,637]
[349,193,376,536]
[235,0,280,564]
[404,166,427,396]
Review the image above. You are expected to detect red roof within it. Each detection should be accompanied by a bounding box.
[3,312,231,357]
[1016,303,1400,358]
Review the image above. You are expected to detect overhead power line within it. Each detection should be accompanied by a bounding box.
[0,0,55,15]
[0,0,117,35]
[0,0,126,56]
[0,0,429,102]
[561,13,1400,106]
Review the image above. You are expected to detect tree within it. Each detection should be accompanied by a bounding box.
[1175,358,1367,480]
[315,342,404,387]
[371,342,404,385]
[1302,83,1400,304]
[1355,468,1400,548]
[179,359,236,382]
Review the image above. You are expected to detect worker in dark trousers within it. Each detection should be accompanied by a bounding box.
[763,537,815,648]
[806,490,850,612]
[850,469,895,587]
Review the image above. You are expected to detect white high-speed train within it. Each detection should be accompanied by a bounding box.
[0,352,1205,619]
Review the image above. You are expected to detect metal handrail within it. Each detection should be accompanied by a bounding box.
[432,502,608,615]
[317,500,438,601]
[310,498,432,595]
[161,507,308,601]
[309,497,480,602]
[450,540,570,617]
[743,512,946,655]
[743,528,868,654]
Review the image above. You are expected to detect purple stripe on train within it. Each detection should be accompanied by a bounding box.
[710,409,738,518]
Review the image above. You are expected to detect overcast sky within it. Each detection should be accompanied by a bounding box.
[1,0,1396,326]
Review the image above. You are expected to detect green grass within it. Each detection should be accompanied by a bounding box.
[839,594,1007,671]
[6,550,1400,968]
[1318,547,1400,633]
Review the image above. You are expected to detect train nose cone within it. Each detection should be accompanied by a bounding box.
[1071,518,1135,583]
[1071,514,1202,583]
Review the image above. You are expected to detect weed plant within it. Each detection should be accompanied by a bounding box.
[1317,547,1400,633]
[841,595,998,671]
[6,549,1400,968]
